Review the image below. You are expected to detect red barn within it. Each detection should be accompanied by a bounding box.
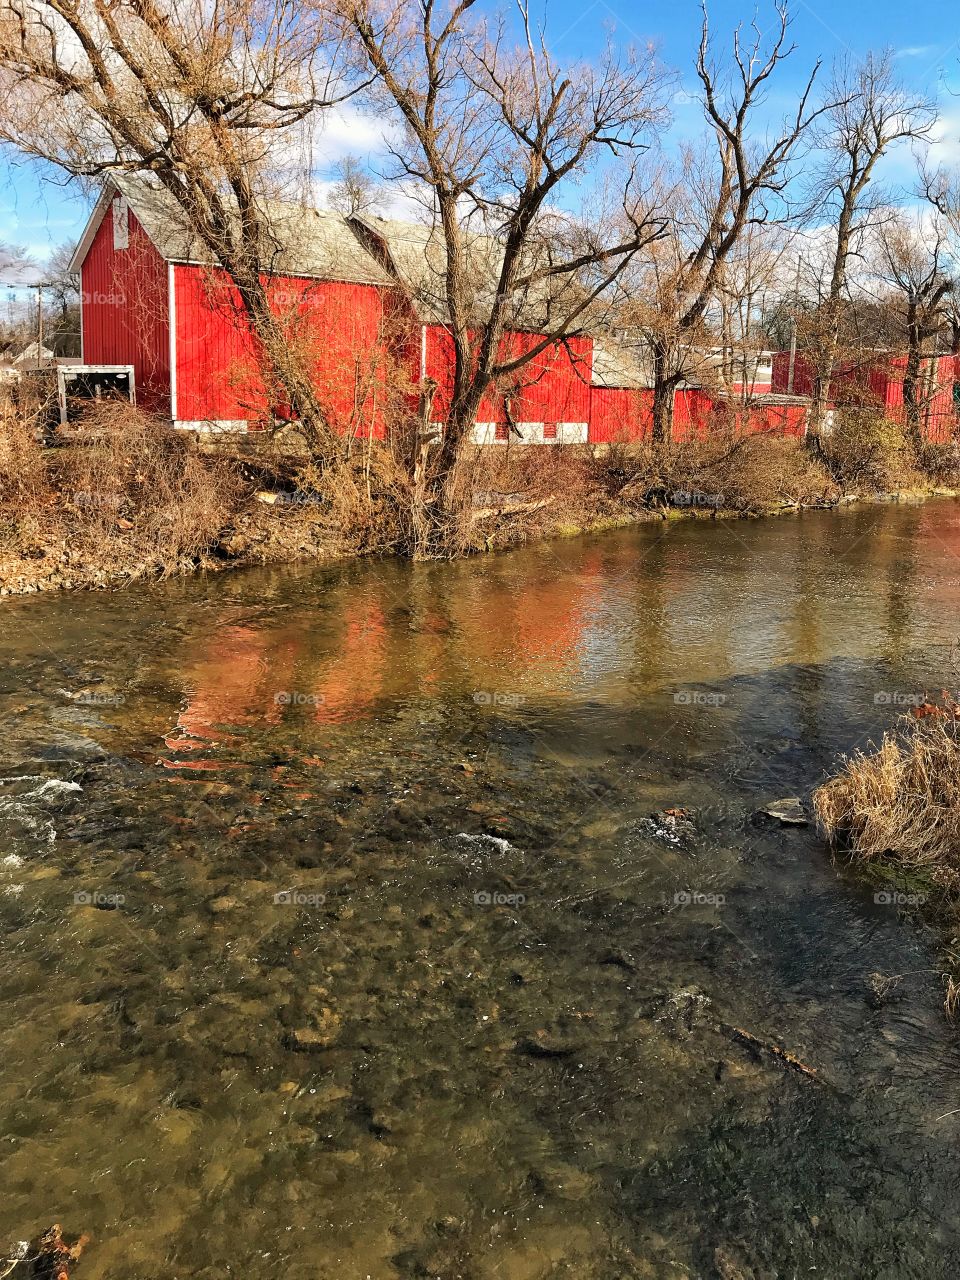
[348,214,593,443]
[68,176,822,448]
[70,177,596,443]
[589,342,653,442]
[70,177,398,433]
[772,350,958,440]
[589,341,805,442]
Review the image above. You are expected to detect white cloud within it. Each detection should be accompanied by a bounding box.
[925,110,960,170]
[312,105,401,167]
[894,45,937,59]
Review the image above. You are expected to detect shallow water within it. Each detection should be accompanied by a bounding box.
[2,503,960,1278]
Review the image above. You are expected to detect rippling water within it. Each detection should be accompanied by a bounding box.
[2,502,960,1278]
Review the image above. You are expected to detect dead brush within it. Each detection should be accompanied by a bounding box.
[814,697,960,886]
[613,432,835,512]
[62,404,248,574]
[0,386,55,507]
[457,444,606,549]
[820,409,920,493]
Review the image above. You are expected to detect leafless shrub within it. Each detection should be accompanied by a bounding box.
[917,441,960,487]
[0,385,53,506]
[821,408,916,492]
[64,405,247,573]
[617,431,834,512]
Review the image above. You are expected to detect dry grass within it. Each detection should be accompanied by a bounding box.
[821,409,922,492]
[0,384,55,504]
[0,402,258,589]
[1,401,956,587]
[814,701,960,886]
[621,431,837,512]
[454,433,837,550]
[814,699,960,1019]
[61,404,247,570]
[918,440,960,487]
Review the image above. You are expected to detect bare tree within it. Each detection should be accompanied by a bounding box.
[871,209,954,450]
[624,4,827,443]
[335,0,672,540]
[803,52,935,437]
[0,0,361,454]
[43,239,81,354]
[0,240,33,279]
[326,153,383,217]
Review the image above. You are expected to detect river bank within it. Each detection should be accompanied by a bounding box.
[3,406,959,597]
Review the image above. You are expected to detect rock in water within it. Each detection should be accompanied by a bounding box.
[639,807,697,845]
[761,797,808,826]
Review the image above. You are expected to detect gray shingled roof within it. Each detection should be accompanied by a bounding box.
[590,340,652,389]
[91,176,593,333]
[352,213,590,331]
[111,175,395,288]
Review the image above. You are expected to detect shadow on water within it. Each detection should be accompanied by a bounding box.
[2,503,960,1276]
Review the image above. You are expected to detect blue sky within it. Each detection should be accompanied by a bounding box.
[0,0,958,284]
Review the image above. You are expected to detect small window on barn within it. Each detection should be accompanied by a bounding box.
[494,422,509,441]
[543,422,557,440]
[112,196,129,251]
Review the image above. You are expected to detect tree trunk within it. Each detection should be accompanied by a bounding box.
[809,321,839,443]
[651,344,675,446]
[410,378,438,557]
[903,308,923,454]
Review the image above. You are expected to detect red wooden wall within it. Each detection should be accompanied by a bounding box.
[589,385,807,443]
[424,327,592,426]
[589,387,652,442]
[772,351,959,441]
[173,266,393,434]
[80,202,171,414]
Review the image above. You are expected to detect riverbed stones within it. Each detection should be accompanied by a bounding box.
[866,971,905,1008]
[284,1007,342,1052]
[639,808,697,845]
[208,895,238,915]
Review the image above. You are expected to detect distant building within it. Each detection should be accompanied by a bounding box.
[13,341,56,370]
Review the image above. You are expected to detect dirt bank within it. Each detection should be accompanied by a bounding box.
[2,403,958,596]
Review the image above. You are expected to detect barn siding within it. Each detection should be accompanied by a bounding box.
[772,351,958,441]
[173,266,395,434]
[424,327,592,429]
[80,201,171,413]
[588,387,653,442]
[589,384,807,443]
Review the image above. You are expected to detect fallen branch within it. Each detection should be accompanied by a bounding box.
[717,1020,831,1086]
[470,495,556,522]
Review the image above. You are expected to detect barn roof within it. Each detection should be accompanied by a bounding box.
[71,175,395,289]
[350,213,591,331]
[71,176,593,334]
[591,340,652,389]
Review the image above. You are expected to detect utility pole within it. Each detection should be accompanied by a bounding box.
[36,283,44,360]
[787,255,801,394]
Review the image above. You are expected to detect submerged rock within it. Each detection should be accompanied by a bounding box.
[456,832,516,855]
[639,807,697,845]
[652,986,712,1033]
[866,971,905,1009]
[714,1243,757,1280]
[283,1008,342,1052]
[515,1028,581,1058]
[759,797,808,826]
